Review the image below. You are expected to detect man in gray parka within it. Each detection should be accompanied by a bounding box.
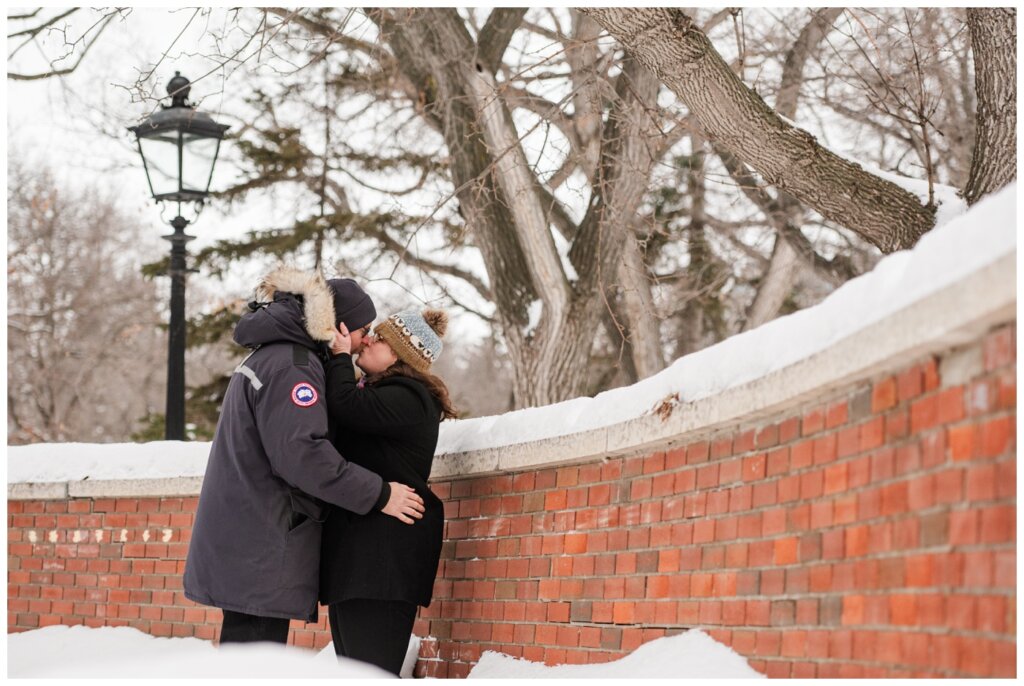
[183,266,424,644]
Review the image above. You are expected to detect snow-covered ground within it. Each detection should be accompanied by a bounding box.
[7,625,418,678]
[8,625,760,679]
[6,184,1015,482]
[469,630,763,679]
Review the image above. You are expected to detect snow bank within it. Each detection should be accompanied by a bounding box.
[7,625,756,679]
[467,630,764,679]
[7,625,391,678]
[6,184,1015,482]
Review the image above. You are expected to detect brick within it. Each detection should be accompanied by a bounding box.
[947,594,976,630]
[759,452,787,483]
[966,464,997,501]
[910,395,939,433]
[845,526,869,557]
[742,454,766,482]
[812,434,838,464]
[760,569,785,595]
[734,430,756,453]
[935,468,964,504]
[872,377,898,412]
[612,602,634,624]
[836,426,860,458]
[802,408,825,436]
[770,600,795,626]
[826,401,848,428]
[761,508,787,536]
[773,537,798,565]
[896,366,923,401]
[799,470,823,499]
[907,474,935,510]
[809,500,832,529]
[751,482,777,507]
[790,440,814,469]
[919,512,948,547]
[936,387,965,424]
[823,463,848,495]
[948,424,977,461]
[754,630,781,656]
[799,532,822,562]
[880,481,908,516]
[890,595,917,626]
[979,505,1015,543]
[686,442,709,465]
[755,424,779,449]
[769,477,796,506]
[696,464,719,489]
[885,408,909,441]
[786,504,810,532]
[979,416,1014,458]
[779,417,800,443]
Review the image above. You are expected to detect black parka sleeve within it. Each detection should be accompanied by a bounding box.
[324,354,431,435]
[253,361,385,515]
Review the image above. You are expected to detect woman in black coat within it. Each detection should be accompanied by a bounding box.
[320,308,457,676]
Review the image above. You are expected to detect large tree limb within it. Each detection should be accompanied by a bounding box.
[463,64,572,320]
[581,7,937,253]
[964,8,1016,205]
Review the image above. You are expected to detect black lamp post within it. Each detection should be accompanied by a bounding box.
[129,72,229,440]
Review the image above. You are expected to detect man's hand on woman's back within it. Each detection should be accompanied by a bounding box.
[382,482,425,524]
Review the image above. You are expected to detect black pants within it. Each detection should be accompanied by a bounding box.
[328,599,417,676]
[219,609,291,645]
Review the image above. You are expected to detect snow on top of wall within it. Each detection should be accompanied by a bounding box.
[469,629,763,678]
[435,182,1014,454]
[6,184,1015,484]
[8,441,211,484]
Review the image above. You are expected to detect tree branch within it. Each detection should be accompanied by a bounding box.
[581,7,938,252]
[476,8,528,74]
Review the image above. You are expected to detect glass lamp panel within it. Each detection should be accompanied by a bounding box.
[181,134,220,194]
[138,133,182,198]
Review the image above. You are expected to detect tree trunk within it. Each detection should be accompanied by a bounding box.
[615,233,666,378]
[964,8,1016,206]
[581,7,938,253]
[370,10,661,408]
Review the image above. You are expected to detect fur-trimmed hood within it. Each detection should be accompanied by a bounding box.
[254,265,337,342]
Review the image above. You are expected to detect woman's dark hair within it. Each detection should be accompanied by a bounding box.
[366,360,458,420]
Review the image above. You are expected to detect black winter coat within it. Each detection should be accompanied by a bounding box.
[184,270,387,622]
[319,353,445,608]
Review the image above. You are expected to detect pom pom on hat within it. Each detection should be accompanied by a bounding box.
[423,309,448,338]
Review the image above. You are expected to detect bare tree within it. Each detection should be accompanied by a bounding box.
[7,158,167,443]
[9,7,1010,414]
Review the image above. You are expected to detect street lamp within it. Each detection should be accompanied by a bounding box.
[129,72,229,440]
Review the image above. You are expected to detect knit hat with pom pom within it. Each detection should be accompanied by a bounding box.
[374,308,448,373]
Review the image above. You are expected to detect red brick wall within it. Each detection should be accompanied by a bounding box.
[7,323,1016,678]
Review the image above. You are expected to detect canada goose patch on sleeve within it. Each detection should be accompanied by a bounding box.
[291,382,319,407]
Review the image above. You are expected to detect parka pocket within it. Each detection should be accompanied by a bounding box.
[278,515,321,597]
